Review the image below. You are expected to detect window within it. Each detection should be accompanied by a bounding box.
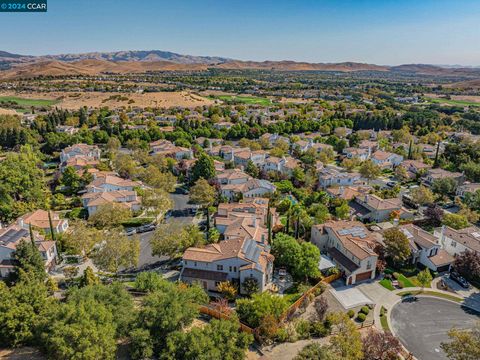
[217,265,223,271]
[194,261,197,267]
[451,241,457,248]
[185,261,188,265]
[234,266,237,272]
[215,281,220,287]
[367,261,371,270]
[229,266,232,272]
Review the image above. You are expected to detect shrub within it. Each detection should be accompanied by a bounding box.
[393,272,400,279]
[275,327,289,343]
[347,309,355,318]
[310,321,330,338]
[357,313,366,322]
[360,306,370,315]
[129,328,153,360]
[313,283,326,296]
[295,319,311,340]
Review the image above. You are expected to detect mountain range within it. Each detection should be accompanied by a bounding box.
[1,49,480,80]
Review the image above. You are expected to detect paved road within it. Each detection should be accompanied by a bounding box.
[135,190,196,268]
[390,297,480,360]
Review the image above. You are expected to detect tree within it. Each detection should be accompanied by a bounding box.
[441,323,480,360]
[271,233,320,281]
[61,220,102,256]
[60,166,84,193]
[163,319,253,360]
[88,203,131,229]
[150,222,204,258]
[432,178,457,196]
[294,343,341,360]
[245,159,259,178]
[241,277,259,296]
[190,153,216,183]
[335,202,351,220]
[134,271,167,293]
[236,292,289,328]
[394,165,409,182]
[453,250,480,281]
[341,158,360,172]
[362,329,402,360]
[41,300,117,360]
[424,204,444,227]
[93,229,139,273]
[328,312,363,360]
[314,296,329,321]
[359,160,381,183]
[0,278,51,347]
[142,165,176,192]
[417,268,433,290]
[217,281,237,301]
[410,185,434,205]
[66,283,135,337]
[443,213,469,230]
[79,266,99,287]
[383,228,411,265]
[11,239,46,283]
[136,281,208,349]
[141,188,173,218]
[190,178,216,236]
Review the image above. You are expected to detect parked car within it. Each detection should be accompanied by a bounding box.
[386,181,397,188]
[137,223,156,233]
[125,228,137,236]
[449,272,469,288]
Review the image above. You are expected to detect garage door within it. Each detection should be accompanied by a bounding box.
[355,271,372,282]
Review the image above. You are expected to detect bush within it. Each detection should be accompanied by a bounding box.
[313,283,326,297]
[357,313,366,322]
[129,328,153,360]
[275,327,289,343]
[310,321,330,338]
[295,319,311,340]
[393,272,400,280]
[360,306,370,315]
[347,309,355,318]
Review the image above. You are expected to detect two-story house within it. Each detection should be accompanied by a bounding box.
[318,167,362,189]
[352,194,413,223]
[434,225,480,256]
[370,150,403,170]
[17,210,69,235]
[423,168,464,187]
[311,221,378,285]
[60,144,101,164]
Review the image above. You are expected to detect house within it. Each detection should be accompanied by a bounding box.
[318,167,362,189]
[0,225,57,278]
[218,146,250,162]
[81,190,142,215]
[149,140,193,160]
[352,194,413,223]
[370,150,403,169]
[359,140,378,153]
[399,160,431,179]
[60,144,101,163]
[216,198,279,231]
[456,183,480,198]
[311,221,378,285]
[326,185,372,201]
[423,168,464,187]
[215,169,251,185]
[334,127,353,138]
[17,210,69,234]
[56,125,79,135]
[62,155,99,172]
[86,174,142,193]
[434,225,480,256]
[262,156,300,176]
[260,133,290,147]
[233,150,267,167]
[397,224,453,272]
[213,121,234,130]
[220,178,276,201]
[343,147,370,161]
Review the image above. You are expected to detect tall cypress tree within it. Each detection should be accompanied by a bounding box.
[48,210,56,241]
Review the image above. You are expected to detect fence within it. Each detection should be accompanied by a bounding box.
[199,305,256,335]
[280,272,342,322]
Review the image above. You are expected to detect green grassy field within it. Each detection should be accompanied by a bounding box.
[0,96,59,107]
[211,95,272,106]
[426,97,480,107]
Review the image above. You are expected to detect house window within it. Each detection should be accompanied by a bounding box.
[367,261,372,270]
[185,261,188,265]
[217,265,223,271]
[194,262,197,267]
[215,281,220,287]
[451,241,457,248]
[229,266,232,272]
[234,267,237,272]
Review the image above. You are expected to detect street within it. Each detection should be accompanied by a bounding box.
[135,188,197,268]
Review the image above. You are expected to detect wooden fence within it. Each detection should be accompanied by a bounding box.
[280,273,342,322]
[199,305,256,335]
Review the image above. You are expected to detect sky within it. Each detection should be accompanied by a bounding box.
[1,0,479,66]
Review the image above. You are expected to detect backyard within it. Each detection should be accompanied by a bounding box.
[379,265,432,291]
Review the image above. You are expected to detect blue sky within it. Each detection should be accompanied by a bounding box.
[1,0,479,65]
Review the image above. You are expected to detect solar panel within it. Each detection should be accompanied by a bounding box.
[0,228,28,245]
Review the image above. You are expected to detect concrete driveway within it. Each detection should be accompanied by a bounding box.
[438,274,480,311]
[329,284,374,309]
[390,297,480,360]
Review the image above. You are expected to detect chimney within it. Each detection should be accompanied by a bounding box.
[339,186,344,195]
[252,216,257,228]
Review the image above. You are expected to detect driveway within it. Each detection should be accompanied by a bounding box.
[328,282,374,309]
[437,274,480,311]
[390,297,480,360]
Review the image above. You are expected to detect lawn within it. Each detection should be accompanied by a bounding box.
[384,265,432,289]
[211,95,272,106]
[426,97,480,107]
[397,290,463,303]
[379,306,391,332]
[0,96,59,107]
[379,278,395,291]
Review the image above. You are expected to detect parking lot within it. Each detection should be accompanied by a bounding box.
[391,297,480,360]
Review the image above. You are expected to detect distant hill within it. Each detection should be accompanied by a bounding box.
[1,49,480,79]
